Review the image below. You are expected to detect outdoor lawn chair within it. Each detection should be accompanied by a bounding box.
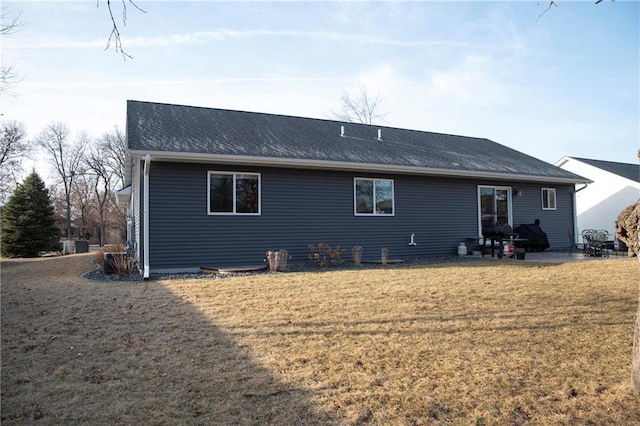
[581,229,609,257]
[611,238,627,257]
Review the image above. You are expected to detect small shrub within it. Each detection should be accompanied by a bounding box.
[266,250,280,272]
[108,253,134,278]
[381,247,389,265]
[309,243,347,267]
[352,246,363,266]
[266,250,288,272]
[278,249,288,271]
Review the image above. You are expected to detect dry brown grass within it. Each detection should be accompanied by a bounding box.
[1,255,639,425]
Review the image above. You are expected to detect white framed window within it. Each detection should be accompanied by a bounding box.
[208,171,260,215]
[354,178,394,216]
[541,187,556,210]
[477,185,512,232]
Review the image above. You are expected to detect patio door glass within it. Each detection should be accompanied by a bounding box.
[478,186,512,232]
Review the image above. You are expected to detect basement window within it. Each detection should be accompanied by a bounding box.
[541,187,556,210]
[208,171,260,215]
[354,178,394,216]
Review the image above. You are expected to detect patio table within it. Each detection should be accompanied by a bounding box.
[581,229,609,257]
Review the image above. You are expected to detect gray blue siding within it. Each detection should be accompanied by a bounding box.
[144,162,575,272]
[510,183,575,248]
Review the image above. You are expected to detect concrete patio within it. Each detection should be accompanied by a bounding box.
[519,250,627,264]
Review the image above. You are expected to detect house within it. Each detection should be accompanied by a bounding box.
[122,100,588,276]
[555,156,640,237]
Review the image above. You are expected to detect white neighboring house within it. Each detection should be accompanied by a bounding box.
[556,156,640,237]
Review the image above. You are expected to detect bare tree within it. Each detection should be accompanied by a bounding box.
[35,123,88,239]
[97,126,127,187]
[47,184,71,239]
[108,195,128,243]
[84,144,116,246]
[96,126,129,243]
[0,121,29,204]
[329,86,388,125]
[71,172,98,241]
[1,7,24,95]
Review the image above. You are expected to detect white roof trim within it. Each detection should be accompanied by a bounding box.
[554,156,571,168]
[129,150,590,185]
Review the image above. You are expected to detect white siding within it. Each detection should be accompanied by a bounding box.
[557,157,640,235]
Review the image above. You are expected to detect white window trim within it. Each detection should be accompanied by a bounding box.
[477,185,513,235]
[353,177,395,216]
[541,187,557,210]
[207,171,261,215]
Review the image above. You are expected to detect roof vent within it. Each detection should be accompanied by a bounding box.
[377,129,382,140]
[340,125,345,137]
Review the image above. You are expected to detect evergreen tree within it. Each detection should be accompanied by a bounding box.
[1,171,59,257]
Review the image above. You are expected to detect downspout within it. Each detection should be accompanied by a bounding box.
[575,183,589,193]
[572,183,589,243]
[143,154,151,279]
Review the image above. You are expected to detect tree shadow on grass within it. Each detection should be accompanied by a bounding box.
[1,255,338,425]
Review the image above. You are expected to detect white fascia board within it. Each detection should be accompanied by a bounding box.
[129,150,590,185]
[554,156,572,168]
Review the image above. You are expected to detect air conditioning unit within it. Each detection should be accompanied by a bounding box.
[104,252,127,274]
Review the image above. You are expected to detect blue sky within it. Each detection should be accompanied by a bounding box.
[3,0,639,177]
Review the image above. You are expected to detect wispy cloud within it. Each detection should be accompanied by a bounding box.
[132,29,478,49]
[13,28,492,50]
[17,76,349,89]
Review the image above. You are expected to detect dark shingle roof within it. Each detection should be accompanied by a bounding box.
[126,100,587,183]
[571,157,639,183]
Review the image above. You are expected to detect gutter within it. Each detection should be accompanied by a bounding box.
[143,154,150,280]
[128,150,591,185]
[575,183,589,193]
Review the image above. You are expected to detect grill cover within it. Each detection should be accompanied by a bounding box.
[513,223,550,252]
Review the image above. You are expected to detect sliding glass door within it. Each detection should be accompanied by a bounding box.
[478,186,512,232]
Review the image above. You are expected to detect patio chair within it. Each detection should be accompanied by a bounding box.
[581,229,609,257]
[611,238,626,257]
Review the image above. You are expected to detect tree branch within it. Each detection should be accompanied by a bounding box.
[537,0,559,22]
[1,7,24,95]
[538,0,613,22]
[99,0,146,60]
[0,62,25,96]
[0,7,22,36]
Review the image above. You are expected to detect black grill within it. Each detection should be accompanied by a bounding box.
[481,223,515,259]
[482,223,513,239]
